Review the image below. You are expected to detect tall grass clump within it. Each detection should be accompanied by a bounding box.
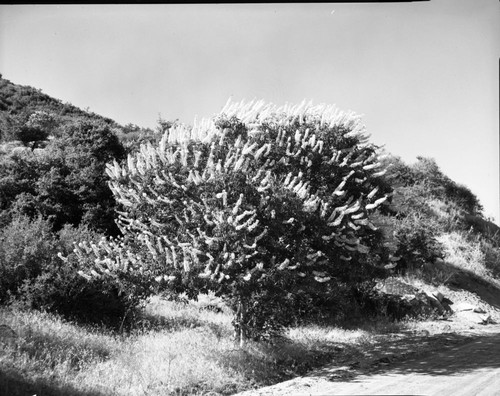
[436,229,500,285]
[0,307,120,396]
[437,232,487,277]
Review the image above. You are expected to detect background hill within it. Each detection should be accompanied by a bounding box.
[0,75,117,140]
[0,76,160,151]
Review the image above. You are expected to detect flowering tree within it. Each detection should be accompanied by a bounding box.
[73,100,392,343]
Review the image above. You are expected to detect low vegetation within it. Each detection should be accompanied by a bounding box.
[1,295,444,396]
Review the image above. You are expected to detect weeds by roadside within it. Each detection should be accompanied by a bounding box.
[0,296,434,396]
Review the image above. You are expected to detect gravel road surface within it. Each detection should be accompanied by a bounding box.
[236,327,500,396]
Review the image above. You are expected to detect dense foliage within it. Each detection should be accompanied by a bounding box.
[73,100,398,341]
[0,120,125,233]
[0,216,133,326]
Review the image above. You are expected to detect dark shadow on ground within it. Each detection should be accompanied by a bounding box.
[309,330,500,383]
[0,367,105,396]
[130,309,232,340]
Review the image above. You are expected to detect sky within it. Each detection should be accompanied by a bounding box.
[0,1,499,223]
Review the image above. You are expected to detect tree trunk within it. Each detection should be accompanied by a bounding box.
[234,298,248,347]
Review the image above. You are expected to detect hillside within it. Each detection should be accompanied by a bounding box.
[0,75,158,151]
[0,82,499,395]
[0,76,118,141]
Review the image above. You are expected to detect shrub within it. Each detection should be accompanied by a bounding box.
[0,215,57,302]
[63,234,154,328]
[16,258,134,329]
[27,224,136,327]
[115,122,164,154]
[0,217,141,328]
[480,237,500,278]
[393,212,445,274]
[381,154,417,187]
[73,100,393,343]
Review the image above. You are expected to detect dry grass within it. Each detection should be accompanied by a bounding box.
[398,229,499,288]
[0,308,119,395]
[0,295,420,396]
[437,232,488,278]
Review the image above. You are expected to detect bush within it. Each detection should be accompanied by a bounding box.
[0,216,57,302]
[0,217,141,328]
[16,260,134,329]
[381,153,417,187]
[393,212,445,274]
[74,100,393,342]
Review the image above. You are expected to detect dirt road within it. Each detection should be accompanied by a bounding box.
[236,327,500,396]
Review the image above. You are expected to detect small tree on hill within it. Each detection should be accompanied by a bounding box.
[5,111,57,149]
[72,100,392,344]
